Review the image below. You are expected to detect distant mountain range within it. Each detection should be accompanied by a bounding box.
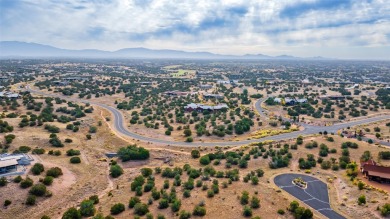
[0,41,330,60]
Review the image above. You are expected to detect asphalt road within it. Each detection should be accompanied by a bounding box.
[27,86,390,147]
[274,173,346,219]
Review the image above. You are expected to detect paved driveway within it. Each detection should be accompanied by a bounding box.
[274,173,345,219]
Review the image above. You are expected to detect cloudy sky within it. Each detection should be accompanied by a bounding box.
[1,0,390,59]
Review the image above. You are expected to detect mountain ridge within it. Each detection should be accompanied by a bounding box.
[0,41,330,60]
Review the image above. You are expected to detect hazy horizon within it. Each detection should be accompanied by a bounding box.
[1,0,390,59]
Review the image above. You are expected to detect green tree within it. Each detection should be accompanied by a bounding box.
[110,203,125,215]
[110,164,123,178]
[80,200,96,217]
[29,183,47,196]
[134,203,149,216]
[62,207,81,219]
[191,150,200,158]
[31,163,45,175]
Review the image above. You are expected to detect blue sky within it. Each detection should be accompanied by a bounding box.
[1,0,390,59]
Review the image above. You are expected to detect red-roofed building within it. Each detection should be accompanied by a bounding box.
[360,159,390,183]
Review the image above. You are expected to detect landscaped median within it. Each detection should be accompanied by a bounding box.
[292,177,308,189]
[250,127,299,139]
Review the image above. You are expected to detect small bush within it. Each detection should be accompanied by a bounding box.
[20,177,34,188]
[31,163,45,175]
[110,203,125,215]
[4,199,11,207]
[0,177,8,187]
[110,164,123,178]
[70,157,81,164]
[46,167,63,178]
[26,195,36,205]
[29,183,47,196]
[43,176,54,186]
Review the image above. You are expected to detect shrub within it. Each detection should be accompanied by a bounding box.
[251,197,260,208]
[277,209,285,215]
[20,177,34,188]
[243,206,252,217]
[134,203,149,216]
[358,181,364,190]
[199,155,210,165]
[179,210,191,219]
[191,150,200,158]
[70,157,81,164]
[192,205,206,216]
[0,177,8,187]
[358,195,366,205]
[13,175,22,183]
[141,168,153,177]
[4,199,11,206]
[32,148,45,154]
[379,151,390,160]
[26,195,36,205]
[80,199,96,217]
[66,149,80,156]
[43,176,54,186]
[158,199,169,209]
[110,165,123,178]
[49,137,64,147]
[19,146,31,153]
[29,183,47,196]
[240,191,249,205]
[381,203,390,216]
[62,207,81,219]
[110,203,125,215]
[89,195,99,204]
[89,126,97,133]
[46,167,63,178]
[31,163,45,175]
[129,197,141,208]
[171,199,181,212]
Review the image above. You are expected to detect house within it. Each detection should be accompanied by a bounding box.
[217,80,230,84]
[284,98,296,105]
[200,84,213,89]
[346,84,359,90]
[139,82,153,85]
[319,95,346,100]
[301,79,312,84]
[361,160,390,183]
[273,97,306,105]
[0,159,18,174]
[0,76,9,81]
[203,93,224,99]
[63,76,91,81]
[0,92,20,99]
[0,153,33,175]
[296,98,308,103]
[53,81,69,86]
[184,103,228,112]
[165,91,195,96]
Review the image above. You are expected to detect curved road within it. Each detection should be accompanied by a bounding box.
[27,86,390,147]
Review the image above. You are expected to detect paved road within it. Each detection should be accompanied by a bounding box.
[27,86,390,147]
[274,173,346,219]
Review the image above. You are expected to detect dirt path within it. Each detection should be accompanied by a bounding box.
[98,167,114,199]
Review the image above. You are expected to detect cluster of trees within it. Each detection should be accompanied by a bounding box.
[239,190,260,217]
[117,145,150,161]
[288,200,313,219]
[62,195,100,218]
[0,120,13,133]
